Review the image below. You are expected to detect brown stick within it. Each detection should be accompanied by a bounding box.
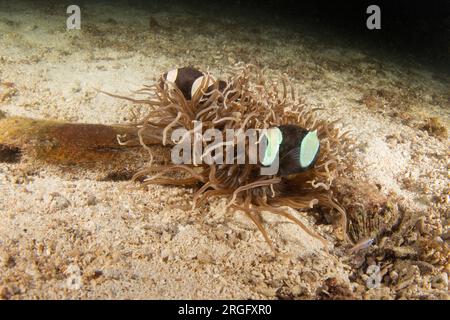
[0,117,162,167]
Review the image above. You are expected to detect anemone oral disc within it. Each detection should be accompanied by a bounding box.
[299,130,320,168]
[261,127,283,166]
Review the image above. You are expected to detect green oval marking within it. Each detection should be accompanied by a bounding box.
[261,127,282,166]
[299,130,320,168]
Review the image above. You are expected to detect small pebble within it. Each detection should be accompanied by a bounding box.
[431,273,448,290]
[86,195,97,206]
[49,193,70,212]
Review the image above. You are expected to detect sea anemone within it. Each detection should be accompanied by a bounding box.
[104,64,353,251]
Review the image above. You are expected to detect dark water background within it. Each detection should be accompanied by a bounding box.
[3,0,450,73]
[62,0,449,73]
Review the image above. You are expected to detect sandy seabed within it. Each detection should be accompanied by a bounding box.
[0,1,448,299]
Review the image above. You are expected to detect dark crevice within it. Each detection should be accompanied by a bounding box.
[0,145,22,163]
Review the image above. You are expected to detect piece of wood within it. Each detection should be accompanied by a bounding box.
[0,117,161,167]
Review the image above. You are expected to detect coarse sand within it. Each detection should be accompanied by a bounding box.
[0,1,448,299]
